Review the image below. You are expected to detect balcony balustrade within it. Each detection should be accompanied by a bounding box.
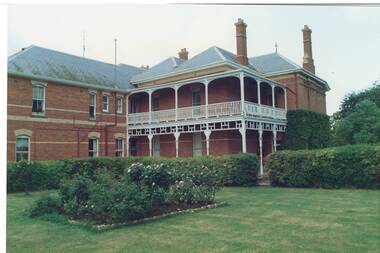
[128,101,286,125]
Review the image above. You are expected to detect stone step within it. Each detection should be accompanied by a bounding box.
[257,174,270,186]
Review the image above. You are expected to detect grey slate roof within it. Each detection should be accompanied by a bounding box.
[130,46,257,83]
[249,52,300,74]
[130,57,184,83]
[8,45,145,90]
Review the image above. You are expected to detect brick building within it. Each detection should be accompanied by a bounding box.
[7,19,329,173]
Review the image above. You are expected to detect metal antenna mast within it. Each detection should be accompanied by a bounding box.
[114,38,117,86]
[82,31,86,57]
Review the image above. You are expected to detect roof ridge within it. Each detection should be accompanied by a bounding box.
[213,46,226,61]
[8,45,35,62]
[170,56,178,67]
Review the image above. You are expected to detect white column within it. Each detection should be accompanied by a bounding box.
[174,132,180,158]
[257,80,261,105]
[204,129,211,156]
[205,80,209,118]
[258,125,263,175]
[271,84,275,108]
[284,87,288,111]
[239,72,245,115]
[272,128,277,152]
[148,90,152,123]
[239,121,247,153]
[148,134,153,157]
[174,86,178,121]
[126,135,130,157]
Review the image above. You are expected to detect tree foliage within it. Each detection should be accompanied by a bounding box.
[338,80,380,119]
[333,100,380,145]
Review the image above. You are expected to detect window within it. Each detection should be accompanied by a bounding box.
[16,136,29,161]
[115,138,124,157]
[88,138,98,157]
[152,135,160,157]
[131,100,139,113]
[129,138,137,156]
[152,97,159,111]
[32,85,45,115]
[192,91,201,117]
[117,97,123,114]
[89,93,96,119]
[102,95,109,112]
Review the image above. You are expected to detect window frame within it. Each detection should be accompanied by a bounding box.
[15,135,30,162]
[102,95,109,113]
[117,96,123,114]
[89,92,97,120]
[88,138,99,157]
[32,84,46,116]
[115,138,124,157]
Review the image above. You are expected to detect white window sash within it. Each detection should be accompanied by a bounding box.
[102,95,109,112]
[117,97,123,114]
[15,136,30,161]
[32,85,45,114]
[89,93,96,119]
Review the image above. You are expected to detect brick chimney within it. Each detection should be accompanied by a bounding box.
[235,18,248,65]
[302,25,315,74]
[178,48,189,61]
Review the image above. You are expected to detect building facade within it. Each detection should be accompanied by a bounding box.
[7,19,329,173]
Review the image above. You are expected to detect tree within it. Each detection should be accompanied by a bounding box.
[338,80,380,119]
[333,100,380,145]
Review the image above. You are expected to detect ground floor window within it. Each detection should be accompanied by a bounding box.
[193,132,202,157]
[15,136,30,161]
[115,138,124,157]
[89,138,98,157]
[153,135,160,157]
[129,138,137,156]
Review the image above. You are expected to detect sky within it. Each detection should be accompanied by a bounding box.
[7,4,380,115]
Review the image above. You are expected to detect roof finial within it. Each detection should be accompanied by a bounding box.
[275,42,278,53]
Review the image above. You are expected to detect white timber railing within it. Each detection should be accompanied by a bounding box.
[128,100,286,125]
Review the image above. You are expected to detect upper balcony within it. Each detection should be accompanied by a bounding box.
[128,101,286,125]
[127,71,287,127]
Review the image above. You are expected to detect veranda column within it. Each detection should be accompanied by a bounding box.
[271,84,275,108]
[174,85,178,121]
[239,121,247,153]
[272,128,277,152]
[148,134,153,157]
[284,87,288,111]
[126,135,130,157]
[258,125,263,175]
[239,72,245,115]
[148,89,152,123]
[205,80,209,118]
[257,80,261,105]
[174,132,180,157]
[204,129,211,155]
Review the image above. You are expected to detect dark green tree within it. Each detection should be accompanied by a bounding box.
[333,100,380,145]
[338,80,380,119]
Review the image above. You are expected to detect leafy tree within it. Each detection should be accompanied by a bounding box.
[333,100,380,145]
[338,80,380,119]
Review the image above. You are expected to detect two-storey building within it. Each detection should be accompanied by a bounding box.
[7,19,329,174]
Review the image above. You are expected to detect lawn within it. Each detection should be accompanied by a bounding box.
[7,187,380,253]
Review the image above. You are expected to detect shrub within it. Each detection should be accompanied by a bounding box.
[285,109,331,150]
[29,195,63,217]
[267,144,380,189]
[224,153,259,186]
[7,160,66,193]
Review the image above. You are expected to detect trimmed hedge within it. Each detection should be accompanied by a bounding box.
[267,144,380,189]
[285,109,331,150]
[8,153,259,193]
[7,160,66,193]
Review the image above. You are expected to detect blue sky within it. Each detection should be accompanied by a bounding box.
[7,4,380,115]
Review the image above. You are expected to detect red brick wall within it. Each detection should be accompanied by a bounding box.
[7,76,127,161]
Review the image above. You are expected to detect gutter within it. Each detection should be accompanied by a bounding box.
[8,71,129,94]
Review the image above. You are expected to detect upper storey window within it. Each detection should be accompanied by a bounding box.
[117,96,123,114]
[89,93,96,119]
[102,95,109,112]
[32,84,45,115]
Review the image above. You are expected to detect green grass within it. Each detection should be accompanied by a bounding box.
[7,187,380,253]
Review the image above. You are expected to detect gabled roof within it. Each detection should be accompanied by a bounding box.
[130,46,257,83]
[130,57,184,83]
[249,52,300,74]
[8,45,144,90]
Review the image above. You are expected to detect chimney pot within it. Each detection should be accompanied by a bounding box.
[235,18,248,65]
[178,48,189,61]
[302,24,315,74]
